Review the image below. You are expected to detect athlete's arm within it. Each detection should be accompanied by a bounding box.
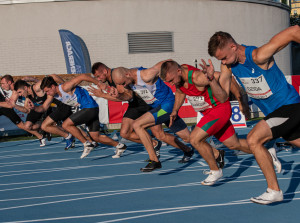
[199,59,231,103]
[10,98,30,113]
[253,25,300,67]
[34,95,54,113]
[142,60,171,83]
[169,88,186,127]
[22,76,39,83]
[88,85,123,102]
[230,76,250,119]
[62,74,99,93]
[49,74,65,84]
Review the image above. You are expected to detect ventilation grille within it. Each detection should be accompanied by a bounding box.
[128,31,173,54]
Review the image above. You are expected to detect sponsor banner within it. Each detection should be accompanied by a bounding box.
[59,29,91,74]
[291,75,300,94]
[197,101,247,128]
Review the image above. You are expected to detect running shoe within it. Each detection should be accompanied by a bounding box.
[65,136,75,150]
[112,144,127,158]
[178,148,194,163]
[39,138,46,147]
[250,188,283,205]
[268,148,282,173]
[216,150,225,169]
[92,141,99,148]
[140,160,162,172]
[145,140,162,162]
[201,169,223,186]
[80,142,94,159]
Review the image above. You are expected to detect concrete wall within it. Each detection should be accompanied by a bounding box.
[0,0,291,76]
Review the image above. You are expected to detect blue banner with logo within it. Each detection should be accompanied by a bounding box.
[59,29,91,74]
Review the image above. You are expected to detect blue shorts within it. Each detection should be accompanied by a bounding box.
[149,102,187,133]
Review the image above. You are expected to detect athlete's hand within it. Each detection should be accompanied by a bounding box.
[109,86,119,98]
[239,99,251,120]
[6,98,15,108]
[199,59,215,81]
[25,99,34,110]
[96,82,108,91]
[88,86,104,98]
[169,110,178,127]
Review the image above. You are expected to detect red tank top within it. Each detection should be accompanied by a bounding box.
[179,64,226,114]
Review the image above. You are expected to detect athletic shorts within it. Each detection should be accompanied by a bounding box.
[196,101,235,142]
[48,103,73,123]
[123,94,152,120]
[149,101,187,133]
[26,108,51,124]
[0,107,22,125]
[264,103,300,141]
[69,107,100,132]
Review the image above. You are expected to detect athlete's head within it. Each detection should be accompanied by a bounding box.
[0,74,14,91]
[208,31,238,65]
[112,67,133,87]
[40,76,58,96]
[92,62,110,83]
[160,61,182,86]
[14,80,30,97]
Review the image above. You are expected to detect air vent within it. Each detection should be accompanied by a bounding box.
[128,31,173,54]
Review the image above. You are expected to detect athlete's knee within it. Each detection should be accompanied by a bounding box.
[132,120,142,131]
[120,129,131,139]
[152,130,166,141]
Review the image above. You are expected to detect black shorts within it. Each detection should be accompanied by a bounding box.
[48,103,73,123]
[26,108,51,124]
[264,103,300,141]
[0,107,22,125]
[123,94,152,120]
[69,107,100,132]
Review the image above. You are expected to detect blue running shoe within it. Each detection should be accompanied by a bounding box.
[65,136,75,150]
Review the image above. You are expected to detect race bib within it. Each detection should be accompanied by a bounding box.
[240,75,272,99]
[133,88,157,104]
[64,98,80,107]
[187,95,212,112]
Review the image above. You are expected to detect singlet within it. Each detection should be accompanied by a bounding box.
[0,88,7,102]
[28,85,47,105]
[179,64,224,114]
[129,67,174,108]
[231,45,300,116]
[55,85,98,109]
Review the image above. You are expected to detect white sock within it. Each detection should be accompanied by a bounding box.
[65,133,72,140]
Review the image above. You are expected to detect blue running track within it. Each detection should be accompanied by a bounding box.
[0,122,300,223]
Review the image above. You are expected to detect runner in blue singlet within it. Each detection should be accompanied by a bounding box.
[205,25,300,204]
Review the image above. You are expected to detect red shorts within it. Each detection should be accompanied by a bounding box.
[196,101,235,142]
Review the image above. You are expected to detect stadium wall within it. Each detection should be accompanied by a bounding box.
[0,0,291,76]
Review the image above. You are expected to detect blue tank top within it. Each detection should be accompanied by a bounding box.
[56,85,98,109]
[129,67,174,108]
[231,45,300,116]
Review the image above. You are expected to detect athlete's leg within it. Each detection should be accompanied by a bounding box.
[190,126,218,170]
[89,131,118,147]
[16,122,43,139]
[121,115,159,147]
[247,120,280,191]
[222,134,251,154]
[62,118,86,143]
[41,116,68,138]
[152,125,191,152]
[132,112,158,162]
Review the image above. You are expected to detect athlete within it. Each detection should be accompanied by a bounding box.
[111,62,196,172]
[88,62,162,159]
[13,79,52,141]
[39,74,126,159]
[206,25,300,204]
[160,60,281,185]
[0,75,46,146]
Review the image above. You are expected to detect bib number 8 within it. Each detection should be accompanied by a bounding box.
[231,106,242,122]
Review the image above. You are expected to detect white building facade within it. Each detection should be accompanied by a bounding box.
[0,0,291,76]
